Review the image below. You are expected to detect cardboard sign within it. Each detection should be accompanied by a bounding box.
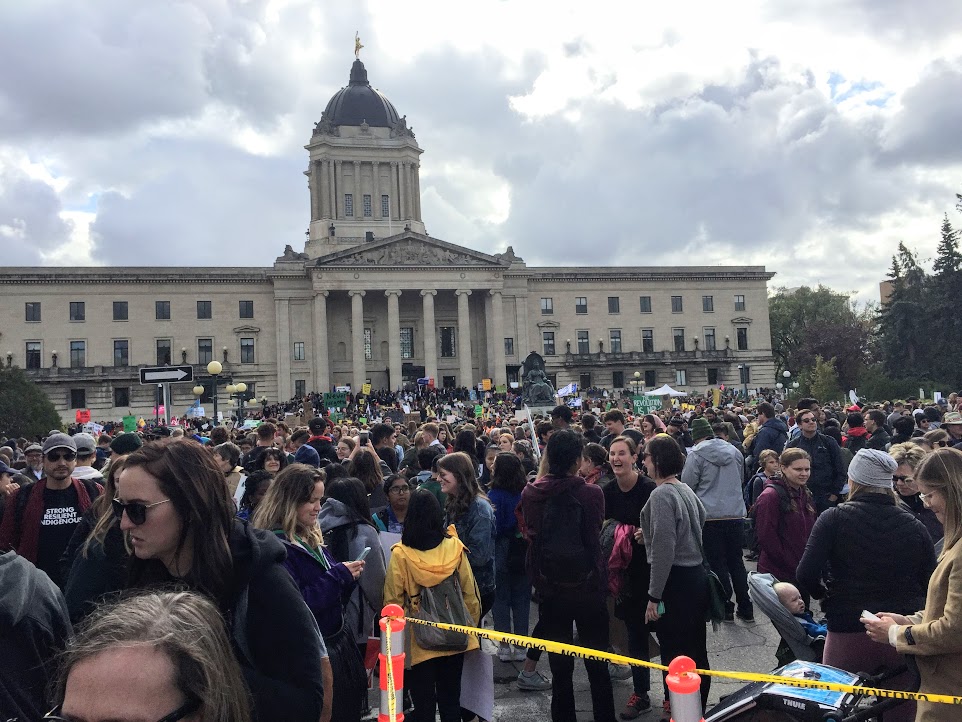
[482,379,492,391]
[361,383,372,396]
[323,392,347,408]
[75,409,91,423]
[631,396,660,414]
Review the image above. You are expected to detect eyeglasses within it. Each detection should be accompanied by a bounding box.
[46,451,77,462]
[799,418,817,424]
[388,485,412,495]
[44,698,200,722]
[112,497,172,525]
[893,475,915,484]
[935,441,948,448]
[919,490,938,503]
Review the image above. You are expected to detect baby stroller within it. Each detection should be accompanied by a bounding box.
[748,573,824,666]
[705,659,914,722]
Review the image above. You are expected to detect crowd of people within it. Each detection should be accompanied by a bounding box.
[1,392,961,722]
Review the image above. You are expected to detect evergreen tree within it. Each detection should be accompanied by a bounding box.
[0,366,63,439]
[931,214,962,385]
[809,356,842,403]
[877,242,929,375]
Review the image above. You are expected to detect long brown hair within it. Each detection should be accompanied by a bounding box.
[916,447,962,552]
[124,439,234,605]
[437,451,488,521]
[81,456,127,559]
[778,448,815,514]
[252,463,325,548]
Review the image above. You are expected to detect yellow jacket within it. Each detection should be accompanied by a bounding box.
[894,538,962,721]
[383,526,481,667]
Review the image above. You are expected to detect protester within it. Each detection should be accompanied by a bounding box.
[254,447,288,476]
[214,442,246,497]
[236,470,273,522]
[579,442,609,485]
[889,442,943,545]
[785,408,846,513]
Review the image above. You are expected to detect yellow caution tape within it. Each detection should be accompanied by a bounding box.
[397,617,962,706]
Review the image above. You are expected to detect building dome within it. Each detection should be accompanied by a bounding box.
[321,59,401,128]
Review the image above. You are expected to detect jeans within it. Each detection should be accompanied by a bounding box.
[655,565,711,709]
[407,653,465,722]
[493,536,532,636]
[539,591,616,722]
[703,518,751,609]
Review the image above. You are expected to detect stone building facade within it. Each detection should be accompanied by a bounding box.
[0,58,776,422]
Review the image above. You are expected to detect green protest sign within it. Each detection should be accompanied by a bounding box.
[123,415,137,432]
[323,392,347,408]
[474,404,484,416]
[631,396,660,414]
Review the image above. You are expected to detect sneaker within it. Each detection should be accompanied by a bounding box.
[498,642,513,662]
[480,636,499,655]
[608,662,632,680]
[517,669,552,691]
[724,601,736,623]
[512,645,529,662]
[736,605,755,623]
[619,693,651,719]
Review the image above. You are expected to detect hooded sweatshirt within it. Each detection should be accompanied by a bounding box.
[383,528,481,666]
[681,437,748,519]
[318,498,386,645]
[0,551,71,722]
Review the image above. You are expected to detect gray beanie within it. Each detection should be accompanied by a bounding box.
[848,448,897,489]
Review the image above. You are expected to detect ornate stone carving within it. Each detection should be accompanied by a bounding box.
[312,111,340,137]
[326,239,483,267]
[276,244,310,262]
[389,115,416,139]
[496,245,524,264]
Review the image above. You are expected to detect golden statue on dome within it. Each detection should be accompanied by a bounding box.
[355,32,364,58]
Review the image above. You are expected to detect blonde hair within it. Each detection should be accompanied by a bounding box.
[888,442,927,471]
[916,448,962,552]
[252,463,325,548]
[55,591,252,722]
[81,457,127,559]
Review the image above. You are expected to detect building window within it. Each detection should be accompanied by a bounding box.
[702,295,714,312]
[26,342,41,369]
[344,193,354,217]
[295,380,307,398]
[671,296,683,313]
[443,375,457,389]
[609,330,622,353]
[540,297,553,315]
[239,301,254,319]
[113,340,129,367]
[114,387,130,408]
[639,296,652,313]
[25,302,41,322]
[608,296,620,314]
[156,339,172,366]
[580,373,592,389]
[112,301,128,321]
[70,340,86,368]
[575,297,588,314]
[400,328,414,359]
[736,327,749,351]
[672,328,686,352]
[504,337,514,357]
[612,370,624,388]
[155,301,170,320]
[381,194,390,217]
[70,389,86,409]
[240,338,255,364]
[707,368,719,385]
[293,342,305,361]
[542,331,556,356]
[198,339,213,365]
[675,369,688,386]
[734,294,746,312]
[363,329,373,360]
[644,370,657,387]
[197,301,212,319]
[440,327,457,358]
[363,194,372,217]
[704,327,716,351]
[642,329,654,353]
[70,301,85,321]
[577,331,590,355]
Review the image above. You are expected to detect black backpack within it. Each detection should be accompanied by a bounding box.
[535,492,593,590]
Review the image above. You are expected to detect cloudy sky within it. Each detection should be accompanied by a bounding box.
[2,0,961,302]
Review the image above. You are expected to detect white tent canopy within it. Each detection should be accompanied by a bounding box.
[644,384,687,397]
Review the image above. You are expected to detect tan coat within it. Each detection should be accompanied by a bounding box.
[894,538,962,721]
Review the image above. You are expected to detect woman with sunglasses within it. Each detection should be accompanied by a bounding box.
[47,590,251,722]
[116,439,325,722]
[889,442,943,546]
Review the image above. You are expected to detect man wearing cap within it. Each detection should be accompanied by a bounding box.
[0,434,102,588]
[682,417,753,622]
[23,444,44,481]
[70,433,104,485]
[942,411,962,448]
[306,417,339,466]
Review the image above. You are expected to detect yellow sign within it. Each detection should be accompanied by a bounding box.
[482,378,492,391]
[361,383,372,396]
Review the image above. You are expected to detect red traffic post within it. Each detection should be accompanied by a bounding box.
[379,604,406,722]
[666,656,705,722]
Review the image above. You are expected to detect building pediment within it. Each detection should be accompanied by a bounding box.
[314,231,509,269]
[731,317,753,324]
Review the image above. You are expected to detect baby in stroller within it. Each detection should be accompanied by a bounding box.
[749,573,824,666]
[774,582,826,639]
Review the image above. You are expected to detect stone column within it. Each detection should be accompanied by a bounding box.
[390,161,399,221]
[404,162,413,220]
[396,162,405,222]
[413,162,422,221]
[372,161,381,220]
[421,290,437,385]
[312,291,330,391]
[333,160,342,219]
[349,290,366,392]
[308,162,319,221]
[386,290,402,391]
[489,290,507,387]
[456,289,473,387]
[275,298,292,401]
[318,160,328,219]
[353,161,362,218]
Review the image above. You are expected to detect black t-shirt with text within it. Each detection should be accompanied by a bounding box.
[37,484,82,587]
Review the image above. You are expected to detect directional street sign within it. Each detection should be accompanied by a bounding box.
[139,365,194,385]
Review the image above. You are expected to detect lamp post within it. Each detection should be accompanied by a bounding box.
[234,382,248,421]
[206,360,223,425]
[782,370,793,398]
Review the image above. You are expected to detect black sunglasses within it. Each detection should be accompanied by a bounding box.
[45,697,200,722]
[893,475,914,483]
[46,450,77,462]
[112,497,172,525]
